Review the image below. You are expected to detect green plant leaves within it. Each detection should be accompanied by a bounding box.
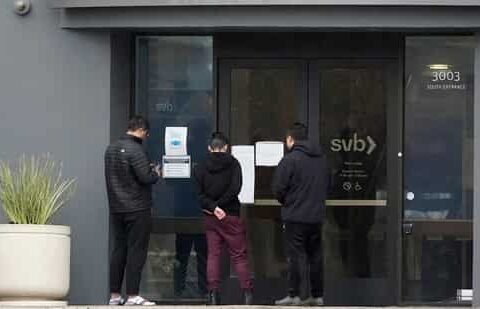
[0,155,76,225]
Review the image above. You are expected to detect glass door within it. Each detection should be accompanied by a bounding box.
[310,60,401,305]
[218,59,401,305]
[218,59,308,305]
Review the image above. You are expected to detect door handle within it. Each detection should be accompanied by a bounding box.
[403,223,413,235]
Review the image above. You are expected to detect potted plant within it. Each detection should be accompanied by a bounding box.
[0,155,76,306]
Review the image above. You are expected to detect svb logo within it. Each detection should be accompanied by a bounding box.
[330,133,377,155]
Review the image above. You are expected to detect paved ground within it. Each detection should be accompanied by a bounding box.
[0,305,468,309]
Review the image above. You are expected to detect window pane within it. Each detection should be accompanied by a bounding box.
[403,36,474,303]
[320,67,387,201]
[136,36,214,218]
[230,66,305,199]
[136,36,213,302]
[404,37,474,221]
[228,64,306,304]
[319,65,389,279]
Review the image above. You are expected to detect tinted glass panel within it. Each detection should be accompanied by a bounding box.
[228,63,306,304]
[136,36,213,302]
[403,36,474,303]
[136,36,214,218]
[230,66,305,199]
[318,65,389,279]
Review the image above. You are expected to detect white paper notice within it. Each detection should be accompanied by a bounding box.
[165,127,188,156]
[162,155,191,178]
[255,141,284,166]
[231,145,255,204]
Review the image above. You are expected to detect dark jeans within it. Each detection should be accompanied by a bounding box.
[110,209,151,295]
[174,233,208,295]
[284,222,323,298]
[204,215,253,291]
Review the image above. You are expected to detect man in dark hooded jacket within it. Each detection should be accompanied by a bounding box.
[194,132,253,305]
[272,123,329,306]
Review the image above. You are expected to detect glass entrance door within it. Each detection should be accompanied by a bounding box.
[218,59,401,305]
[310,61,400,305]
[219,60,308,305]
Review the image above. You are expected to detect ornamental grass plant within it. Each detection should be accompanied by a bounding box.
[0,155,76,225]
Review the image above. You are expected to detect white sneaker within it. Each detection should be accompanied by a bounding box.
[302,297,324,306]
[312,297,324,306]
[109,296,125,305]
[275,295,302,306]
[125,296,156,306]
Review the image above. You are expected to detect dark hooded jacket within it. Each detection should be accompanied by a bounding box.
[194,152,242,216]
[272,141,329,223]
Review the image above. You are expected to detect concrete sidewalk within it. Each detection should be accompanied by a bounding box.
[0,305,470,309]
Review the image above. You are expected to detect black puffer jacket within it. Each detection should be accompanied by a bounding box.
[272,141,329,224]
[105,134,160,213]
[194,152,242,216]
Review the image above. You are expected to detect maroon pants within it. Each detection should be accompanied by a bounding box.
[204,215,253,291]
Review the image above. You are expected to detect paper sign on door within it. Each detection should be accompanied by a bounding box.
[231,145,255,204]
[165,127,188,156]
[255,141,284,166]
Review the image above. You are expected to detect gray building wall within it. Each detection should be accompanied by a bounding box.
[0,1,110,304]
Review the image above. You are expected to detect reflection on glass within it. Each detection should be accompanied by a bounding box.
[403,36,474,303]
[173,234,207,298]
[319,66,388,279]
[140,234,207,301]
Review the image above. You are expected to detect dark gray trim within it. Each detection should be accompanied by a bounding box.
[215,33,400,59]
[50,0,480,8]
[473,33,480,307]
[58,6,480,29]
[110,32,133,142]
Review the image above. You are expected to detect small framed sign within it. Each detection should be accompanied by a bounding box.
[162,155,191,179]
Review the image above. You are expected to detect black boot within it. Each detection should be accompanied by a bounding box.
[244,290,253,305]
[208,290,221,305]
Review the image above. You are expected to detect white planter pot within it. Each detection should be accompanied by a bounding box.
[0,224,70,307]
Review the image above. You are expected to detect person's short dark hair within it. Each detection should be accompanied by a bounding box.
[209,132,229,150]
[127,115,150,132]
[286,122,308,141]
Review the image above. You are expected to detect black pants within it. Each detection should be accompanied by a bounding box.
[284,222,323,299]
[110,209,151,295]
[174,233,208,296]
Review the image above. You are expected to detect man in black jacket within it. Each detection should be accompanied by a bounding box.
[272,123,329,306]
[194,132,253,305]
[105,116,161,306]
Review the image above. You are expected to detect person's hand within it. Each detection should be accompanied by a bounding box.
[154,164,162,177]
[213,207,226,220]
